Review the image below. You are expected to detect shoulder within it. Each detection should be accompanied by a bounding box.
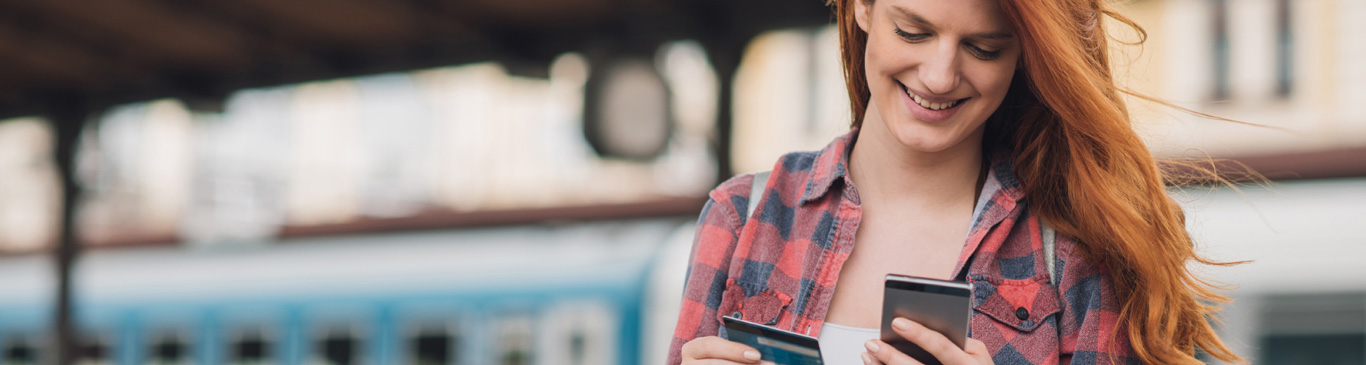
[1051,230,1105,281]
[705,173,757,220]
[708,149,824,210]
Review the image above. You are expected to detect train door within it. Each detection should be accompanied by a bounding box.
[492,313,533,365]
[538,301,618,365]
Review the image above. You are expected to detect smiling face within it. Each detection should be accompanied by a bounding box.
[853,0,1020,154]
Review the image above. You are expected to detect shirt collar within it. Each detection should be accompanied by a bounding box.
[798,129,1026,206]
[799,130,857,205]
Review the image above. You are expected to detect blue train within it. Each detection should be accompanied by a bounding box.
[0,217,698,365]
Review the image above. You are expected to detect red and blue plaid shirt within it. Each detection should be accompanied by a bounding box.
[669,130,1137,364]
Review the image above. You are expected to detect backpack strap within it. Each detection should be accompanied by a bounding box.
[1042,221,1058,286]
[747,171,771,219]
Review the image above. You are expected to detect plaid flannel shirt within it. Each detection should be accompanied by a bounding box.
[668,130,1138,364]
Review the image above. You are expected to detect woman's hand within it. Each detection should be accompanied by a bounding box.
[862,318,993,365]
[681,336,767,364]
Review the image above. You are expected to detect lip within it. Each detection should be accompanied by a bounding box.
[898,81,968,123]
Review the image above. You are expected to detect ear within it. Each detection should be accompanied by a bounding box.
[853,0,873,33]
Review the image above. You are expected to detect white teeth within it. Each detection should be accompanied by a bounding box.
[905,85,958,110]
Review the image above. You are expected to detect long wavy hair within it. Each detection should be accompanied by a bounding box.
[827,0,1243,363]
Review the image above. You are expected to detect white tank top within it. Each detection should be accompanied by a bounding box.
[817,322,880,365]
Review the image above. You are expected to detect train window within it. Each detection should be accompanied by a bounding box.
[1263,334,1365,364]
[1258,293,1366,364]
[78,336,113,365]
[409,325,459,365]
[228,330,272,364]
[495,316,533,365]
[3,337,39,365]
[147,333,190,365]
[316,328,361,365]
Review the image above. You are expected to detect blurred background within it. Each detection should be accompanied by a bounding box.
[0,0,1361,364]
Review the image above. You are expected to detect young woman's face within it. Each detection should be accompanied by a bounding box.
[854,0,1020,153]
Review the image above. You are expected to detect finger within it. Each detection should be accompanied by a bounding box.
[681,336,762,363]
[861,350,887,365]
[689,357,763,365]
[692,360,759,365]
[691,360,757,365]
[866,339,921,365]
[890,317,975,364]
[964,338,993,364]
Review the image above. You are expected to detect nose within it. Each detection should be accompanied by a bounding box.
[920,41,961,95]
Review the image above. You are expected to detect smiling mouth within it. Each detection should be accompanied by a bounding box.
[899,82,968,111]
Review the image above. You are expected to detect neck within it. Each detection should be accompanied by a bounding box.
[849,103,986,209]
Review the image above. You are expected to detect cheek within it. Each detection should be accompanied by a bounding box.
[972,65,1017,100]
[864,32,911,75]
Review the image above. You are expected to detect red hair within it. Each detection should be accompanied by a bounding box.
[827,0,1243,363]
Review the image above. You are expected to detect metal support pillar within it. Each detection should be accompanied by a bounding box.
[707,38,747,185]
[47,97,91,365]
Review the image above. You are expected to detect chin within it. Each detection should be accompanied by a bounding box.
[886,127,961,153]
[885,109,986,153]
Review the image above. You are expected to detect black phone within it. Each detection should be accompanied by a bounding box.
[881,274,973,365]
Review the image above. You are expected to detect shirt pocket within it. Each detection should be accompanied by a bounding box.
[969,275,1062,334]
[717,278,794,326]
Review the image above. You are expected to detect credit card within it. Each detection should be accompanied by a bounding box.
[722,316,824,365]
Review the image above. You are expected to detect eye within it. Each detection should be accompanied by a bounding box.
[966,44,1002,61]
[893,27,929,42]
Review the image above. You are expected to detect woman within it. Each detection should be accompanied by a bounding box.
[668,0,1243,364]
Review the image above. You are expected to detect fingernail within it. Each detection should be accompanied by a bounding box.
[864,340,879,353]
[744,350,761,361]
[861,352,873,365]
[893,317,911,331]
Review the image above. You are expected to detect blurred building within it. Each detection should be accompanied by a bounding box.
[0,43,723,364]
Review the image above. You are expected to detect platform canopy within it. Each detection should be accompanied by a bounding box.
[0,0,833,120]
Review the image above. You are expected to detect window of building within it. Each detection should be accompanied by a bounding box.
[1210,0,1231,101]
[0,118,59,253]
[1274,0,1293,98]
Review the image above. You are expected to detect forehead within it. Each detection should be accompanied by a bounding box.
[876,0,1011,32]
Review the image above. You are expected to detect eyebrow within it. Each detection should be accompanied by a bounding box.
[892,5,1015,40]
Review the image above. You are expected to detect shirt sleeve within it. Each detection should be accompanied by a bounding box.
[666,178,749,365]
[1055,234,1141,365]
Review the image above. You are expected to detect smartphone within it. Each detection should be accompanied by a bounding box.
[881,274,973,365]
[722,316,824,365]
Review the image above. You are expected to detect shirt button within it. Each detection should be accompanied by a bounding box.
[732,311,743,320]
[1015,307,1029,320]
